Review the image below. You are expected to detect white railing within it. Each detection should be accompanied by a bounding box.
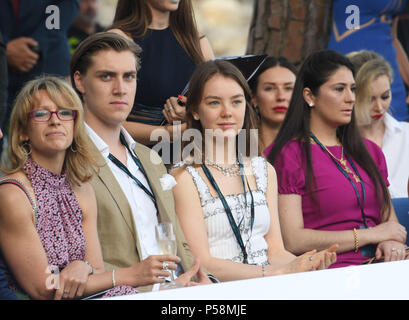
[103,259,409,300]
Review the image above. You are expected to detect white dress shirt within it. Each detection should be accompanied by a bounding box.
[86,124,164,291]
[382,113,409,198]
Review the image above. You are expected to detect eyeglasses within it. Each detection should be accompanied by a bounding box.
[29,109,77,122]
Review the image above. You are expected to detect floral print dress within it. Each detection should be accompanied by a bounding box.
[2,158,138,299]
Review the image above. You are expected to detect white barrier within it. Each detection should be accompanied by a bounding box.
[103,259,409,300]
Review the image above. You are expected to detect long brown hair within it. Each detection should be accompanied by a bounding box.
[183,60,259,164]
[268,50,391,221]
[111,0,204,64]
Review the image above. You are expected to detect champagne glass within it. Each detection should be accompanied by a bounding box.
[155,222,182,289]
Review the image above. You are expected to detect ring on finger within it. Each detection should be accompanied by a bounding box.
[63,290,70,295]
[309,256,313,262]
[391,248,397,253]
[162,261,169,271]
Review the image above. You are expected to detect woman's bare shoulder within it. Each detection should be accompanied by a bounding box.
[71,181,96,205]
[199,35,215,61]
[0,172,35,223]
[0,171,33,195]
[170,164,196,183]
[71,181,97,218]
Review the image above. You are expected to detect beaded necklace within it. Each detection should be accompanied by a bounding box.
[204,158,240,176]
[201,154,255,264]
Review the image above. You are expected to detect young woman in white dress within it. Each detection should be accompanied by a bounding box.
[171,60,338,282]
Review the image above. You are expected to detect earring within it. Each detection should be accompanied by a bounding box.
[22,141,32,156]
[70,143,77,153]
[309,102,314,108]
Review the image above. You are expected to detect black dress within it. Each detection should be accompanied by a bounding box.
[130,27,196,126]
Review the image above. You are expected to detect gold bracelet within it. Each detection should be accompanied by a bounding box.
[261,265,265,277]
[353,228,359,252]
[112,269,116,287]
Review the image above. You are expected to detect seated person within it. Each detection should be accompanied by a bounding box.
[0,76,144,299]
[248,56,297,156]
[267,50,407,267]
[70,32,213,291]
[171,60,338,282]
[347,50,409,199]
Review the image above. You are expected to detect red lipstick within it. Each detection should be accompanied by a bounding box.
[273,106,288,113]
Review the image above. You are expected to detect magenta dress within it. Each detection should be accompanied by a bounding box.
[2,158,138,299]
[273,139,389,268]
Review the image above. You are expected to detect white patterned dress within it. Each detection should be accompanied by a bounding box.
[185,157,270,265]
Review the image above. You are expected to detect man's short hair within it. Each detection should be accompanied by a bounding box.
[69,32,142,98]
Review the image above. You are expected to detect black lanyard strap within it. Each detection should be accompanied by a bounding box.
[201,155,255,264]
[310,133,368,228]
[108,133,158,210]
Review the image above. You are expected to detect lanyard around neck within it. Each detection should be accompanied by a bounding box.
[201,155,255,264]
[108,133,158,211]
[310,132,368,228]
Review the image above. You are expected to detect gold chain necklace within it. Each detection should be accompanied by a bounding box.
[312,138,361,183]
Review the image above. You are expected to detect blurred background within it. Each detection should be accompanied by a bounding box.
[98,0,254,57]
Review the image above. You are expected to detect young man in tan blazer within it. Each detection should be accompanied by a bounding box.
[70,32,214,291]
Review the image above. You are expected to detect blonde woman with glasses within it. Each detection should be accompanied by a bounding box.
[0,76,146,299]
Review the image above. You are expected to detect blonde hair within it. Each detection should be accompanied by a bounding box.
[346,50,393,126]
[4,76,100,185]
[346,50,380,72]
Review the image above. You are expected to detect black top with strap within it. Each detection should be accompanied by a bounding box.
[130,27,196,126]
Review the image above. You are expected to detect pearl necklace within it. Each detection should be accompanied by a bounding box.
[204,158,240,176]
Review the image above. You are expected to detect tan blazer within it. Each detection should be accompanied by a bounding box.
[89,140,196,289]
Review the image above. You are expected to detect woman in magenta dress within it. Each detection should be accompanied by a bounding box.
[0,77,143,299]
[267,50,407,268]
